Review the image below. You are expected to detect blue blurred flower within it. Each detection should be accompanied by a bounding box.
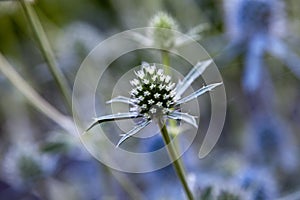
[189,172,251,199]
[237,166,278,200]
[244,112,298,172]
[223,0,300,92]
[2,143,57,188]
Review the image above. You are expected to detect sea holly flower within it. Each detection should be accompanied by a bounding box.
[148,12,179,49]
[86,60,222,147]
[130,12,209,49]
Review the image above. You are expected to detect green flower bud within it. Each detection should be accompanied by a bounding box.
[148,12,179,49]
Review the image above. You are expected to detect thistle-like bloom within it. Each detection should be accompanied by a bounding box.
[130,12,209,50]
[148,12,179,49]
[86,60,222,147]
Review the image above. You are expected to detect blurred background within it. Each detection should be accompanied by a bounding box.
[0,0,299,199]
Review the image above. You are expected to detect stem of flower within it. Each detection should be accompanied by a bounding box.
[161,50,170,74]
[161,50,179,135]
[0,53,75,134]
[19,0,73,114]
[157,118,194,200]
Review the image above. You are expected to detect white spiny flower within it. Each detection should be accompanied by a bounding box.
[138,96,144,101]
[87,60,222,147]
[131,89,138,95]
[135,70,145,79]
[146,65,156,74]
[148,99,155,104]
[159,84,165,90]
[166,82,175,91]
[150,84,156,89]
[163,94,169,99]
[162,108,168,114]
[152,75,157,81]
[157,69,163,75]
[165,75,171,83]
[130,12,208,51]
[144,91,150,96]
[166,101,172,107]
[156,102,163,107]
[154,93,161,99]
[130,79,140,86]
[150,108,157,114]
[160,75,166,82]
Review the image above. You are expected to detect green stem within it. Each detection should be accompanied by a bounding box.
[161,50,179,137]
[19,0,73,114]
[157,118,194,200]
[161,49,183,176]
[161,50,170,74]
[0,53,75,134]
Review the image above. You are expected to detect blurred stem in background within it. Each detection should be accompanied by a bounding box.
[19,0,73,114]
[13,1,145,198]
[158,118,194,200]
[0,49,144,200]
[0,53,75,134]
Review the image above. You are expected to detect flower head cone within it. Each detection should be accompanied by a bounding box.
[130,63,176,119]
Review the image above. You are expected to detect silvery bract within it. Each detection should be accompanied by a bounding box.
[86,60,222,147]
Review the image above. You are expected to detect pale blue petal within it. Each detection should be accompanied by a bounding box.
[86,112,141,132]
[175,59,212,99]
[117,120,152,147]
[106,96,136,106]
[176,82,222,105]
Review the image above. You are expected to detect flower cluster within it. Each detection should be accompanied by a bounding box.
[129,63,176,118]
[86,60,222,147]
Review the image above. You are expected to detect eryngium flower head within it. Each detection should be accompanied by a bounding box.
[129,63,176,118]
[86,60,222,146]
